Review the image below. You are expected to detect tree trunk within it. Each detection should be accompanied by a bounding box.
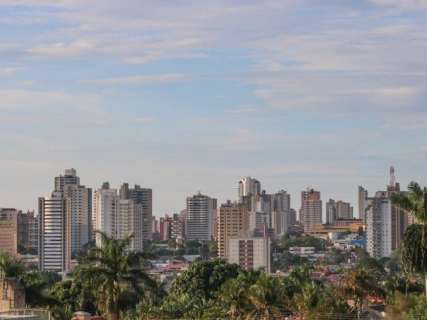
[110,312,119,320]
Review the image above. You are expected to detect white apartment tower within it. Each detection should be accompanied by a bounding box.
[93,182,144,251]
[186,192,217,241]
[366,192,392,258]
[55,169,92,255]
[38,192,71,273]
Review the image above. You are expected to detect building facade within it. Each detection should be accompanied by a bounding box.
[55,169,92,255]
[217,201,249,258]
[186,193,217,241]
[227,236,271,273]
[300,189,322,234]
[0,209,18,257]
[38,192,71,273]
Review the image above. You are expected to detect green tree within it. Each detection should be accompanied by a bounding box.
[76,232,156,320]
[0,251,24,278]
[162,259,241,318]
[391,182,427,299]
[341,266,384,317]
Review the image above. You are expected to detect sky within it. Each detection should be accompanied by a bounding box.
[0,0,426,218]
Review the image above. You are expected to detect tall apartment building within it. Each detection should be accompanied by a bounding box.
[170,213,185,240]
[93,183,143,251]
[217,201,249,259]
[364,167,413,257]
[238,177,261,200]
[17,210,39,254]
[271,190,291,237]
[186,192,217,241]
[358,186,368,223]
[120,183,153,241]
[227,236,271,273]
[300,188,322,234]
[0,209,18,257]
[39,192,71,273]
[326,199,353,225]
[366,192,392,258]
[55,169,92,255]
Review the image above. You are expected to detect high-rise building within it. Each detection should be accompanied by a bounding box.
[358,186,368,223]
[0,209,18,257]
[386,167,411,250]
[170,213,185,240]
[93,183,118,245]
[93,183,144,251]
[55,169,92,255]
[39,192,71,273]
[366,192,392,258]
[326,199,353,225]
[17,210,39,254]
[271,190,291,237]
[289,209,297,225]
[186,192,217,241]
[120,183,153,241]
[217,201,249,259]
[227,236,271,273]
[238,177,261,200]
[365,167,412,257]
[300,188,322,234]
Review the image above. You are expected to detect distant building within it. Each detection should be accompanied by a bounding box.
[238,177,261,200]
[93,183,144,251]
[358,186,368,223]
[170,213,185,240]
[365,167,413,258]
[39,192,71,273]
[326,199,353,225]
[227,236,271,273]
[217,201,249,259]
[366,192,392,258]
[120,183,153,241]
[17,210,39,254]
[271,190,291,237]
[300,189,322,234]
[186,193,217,241]
[0,209,18,257]
[55,169,92,255]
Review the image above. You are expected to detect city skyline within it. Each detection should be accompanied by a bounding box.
[1,1,426,215]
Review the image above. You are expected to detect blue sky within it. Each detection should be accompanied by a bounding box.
[1,0,426,217]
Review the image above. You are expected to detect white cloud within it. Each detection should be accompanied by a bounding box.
[84,74,187,86]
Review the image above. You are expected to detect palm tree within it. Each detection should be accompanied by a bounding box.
[243,273,285,320]
[76,232,156,320]
[391,182,427,299]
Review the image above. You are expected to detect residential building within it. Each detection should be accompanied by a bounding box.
[120,183,153,241]
[0,209,18,257]
[358,186,368,223]
[238,177,261,200]
[326,199,353,225]
[366,192,392,258]
[17,210,39,254]
[94,183,144,251]
[300,189,322,234]
[217,201,249,258]
[227,236,271,273]
[186,192,217,241]
[39,192,71,273]
[55,169,92,255]
[170,213,185,240]
[93,183,118,245]
[272,190,291,237]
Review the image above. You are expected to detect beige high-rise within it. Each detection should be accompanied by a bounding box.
[300,188,322,234]
[217,201,249,258]
[0,209,18,257]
